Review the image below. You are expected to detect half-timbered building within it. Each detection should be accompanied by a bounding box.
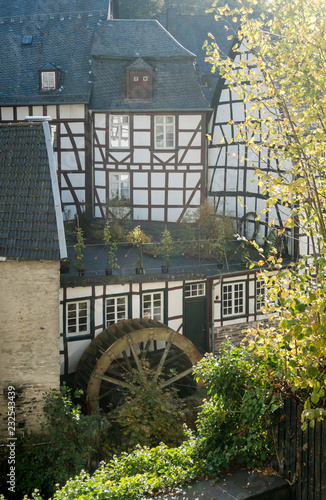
[0,0,292,415]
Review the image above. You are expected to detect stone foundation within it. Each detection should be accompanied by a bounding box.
[212,318,275,353]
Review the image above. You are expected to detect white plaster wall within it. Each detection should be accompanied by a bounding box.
[1,107,14,120]
[60,104,85,119]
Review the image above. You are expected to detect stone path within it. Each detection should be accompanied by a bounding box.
[144,469,291,500]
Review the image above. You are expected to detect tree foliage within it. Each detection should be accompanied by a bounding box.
[118,0,213,19]
[205,0,326,424]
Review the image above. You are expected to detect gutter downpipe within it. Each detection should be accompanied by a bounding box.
[211,276,221,354]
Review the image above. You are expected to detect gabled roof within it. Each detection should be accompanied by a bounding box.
[92,19,195,59]
[0,6,108,105]
[0,121,67,261]
[126,58,153,71]
[90,19,209,111]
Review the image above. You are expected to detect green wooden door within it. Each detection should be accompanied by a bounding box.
[184,297,207,354]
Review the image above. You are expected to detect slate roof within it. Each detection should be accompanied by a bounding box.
[0,122,63,260]
[92,19,195,59]
[159,12,236,103]
[0,0,109,19]
[0,5,108,105]
[90,20,209,111]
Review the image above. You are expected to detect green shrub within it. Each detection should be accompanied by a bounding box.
[192,344,283,475]
[111,360,186,448]
[178,201,235,261]
[51,438,199,500]
[13,385,112,499]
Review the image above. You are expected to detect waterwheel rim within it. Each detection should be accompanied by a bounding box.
[75,318,203,413]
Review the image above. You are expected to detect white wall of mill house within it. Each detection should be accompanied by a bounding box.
[0,104,88,219]
[59,272,267,376]
[92,112,206,223]
[207,42,293,246]
[60,279,203,375]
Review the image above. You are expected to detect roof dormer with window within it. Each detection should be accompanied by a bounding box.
[126,58,153,101]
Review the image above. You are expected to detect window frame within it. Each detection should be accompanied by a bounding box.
[154,115,175,149]
[256,278,266,314]
[141,290,165,323]
[65,299,91,338]
[109,115,130,149]
[184,282,206,298]
[39,70,57,91]
[108,172,130,202]
[221,281,247,319]
[104,294,129,328]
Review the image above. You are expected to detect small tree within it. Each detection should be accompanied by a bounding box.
[126,225,151,270]
[103,220,119,272]
[74,225,85,275]
[160,228,174,268]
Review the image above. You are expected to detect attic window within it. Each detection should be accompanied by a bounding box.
[127,70,153,101]
[22,35,32,45]
[40,70,57,91]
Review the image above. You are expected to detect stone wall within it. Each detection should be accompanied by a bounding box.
[212,318,275,353]
[0,260,60,441]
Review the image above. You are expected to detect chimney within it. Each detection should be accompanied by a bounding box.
[166,6,177,38]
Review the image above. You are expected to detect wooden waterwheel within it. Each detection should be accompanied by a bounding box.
[75,318,203,413]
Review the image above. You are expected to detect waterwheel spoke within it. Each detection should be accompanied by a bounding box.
[127,335,146,380]
[99,386,122,401]
[153,332,175,382]
[159,367,194,389]
[92,371,133,390]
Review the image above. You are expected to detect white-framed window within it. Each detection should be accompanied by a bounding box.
[256,279,266,313]
[109,115,129,148]
[133,76,139,82]
[185,282,205,297]
[40,71,56,90]
[143,76,148,82]
[109,172,130,201]
[222,282,245,317]
[66,300,90,336]
[142,291,163,322]
[154,116,175,149]
[105,296,128,327]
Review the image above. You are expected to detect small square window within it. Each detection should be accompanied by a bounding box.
[40,71,57,91]
[133,76,139,82]
[185,283,205,297]
[22,35,33,45]
[143,76,148,82]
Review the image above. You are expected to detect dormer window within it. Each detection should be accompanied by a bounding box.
[126,58,153,101]
[40,70,57,91]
